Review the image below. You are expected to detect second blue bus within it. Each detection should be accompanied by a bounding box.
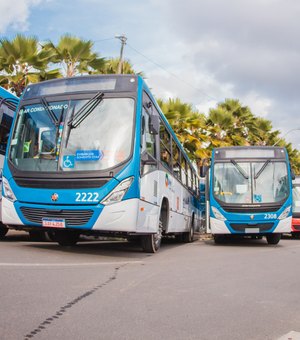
[201,146,293,244]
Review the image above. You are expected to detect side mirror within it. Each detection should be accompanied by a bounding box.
[291,170,296,181]
[200,165,209,178]
[149,115,159,135]
[141,151,157,166]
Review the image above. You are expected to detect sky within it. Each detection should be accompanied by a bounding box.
[1,0,300,148]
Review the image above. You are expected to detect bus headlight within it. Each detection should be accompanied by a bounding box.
[101,177,133,205]
[211,206,226,221]
[2,177,17,202]
[278,206,291,220]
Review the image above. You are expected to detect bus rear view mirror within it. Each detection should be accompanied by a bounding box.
[200,165,209,178]
[149,115,159,135]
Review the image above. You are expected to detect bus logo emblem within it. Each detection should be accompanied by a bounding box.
[51,193,59,202]
[250,215,254,220]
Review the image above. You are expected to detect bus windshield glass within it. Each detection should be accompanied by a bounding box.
[213,161,289,204]
[9,97,134,172]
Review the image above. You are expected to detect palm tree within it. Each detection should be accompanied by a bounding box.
[157,98,208,162]
[102,57,143,75]
[43,34,106,77]
[0,34,60,96]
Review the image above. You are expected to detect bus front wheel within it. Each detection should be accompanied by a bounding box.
[266,233,281,245]
[0,224,8,239]
[54,230,80,247]
[213,234,227,244]
[141,220,163,253]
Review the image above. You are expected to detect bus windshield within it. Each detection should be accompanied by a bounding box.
[213,160,289,204]
[9,97,135,172]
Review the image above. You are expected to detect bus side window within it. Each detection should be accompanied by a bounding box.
[181,157,187,186]
[141,109,156,157]
[0,111,13,156]
[141,108,157,175]
[159,122,172,170]
[187,166,192,190]
[172,140,181,180]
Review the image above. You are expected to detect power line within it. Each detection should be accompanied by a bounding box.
[94,37,115,43]
[93,38,219,102]
[126,42,218,102]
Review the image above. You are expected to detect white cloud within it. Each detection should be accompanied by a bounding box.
[0,0,41,33]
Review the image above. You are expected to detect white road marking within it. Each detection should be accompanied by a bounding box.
[0,261,143,267]
[278,331,300,340]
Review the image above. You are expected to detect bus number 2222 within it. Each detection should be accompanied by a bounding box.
[75,192,99,202]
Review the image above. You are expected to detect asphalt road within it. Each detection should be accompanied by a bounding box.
[1,232,300,340]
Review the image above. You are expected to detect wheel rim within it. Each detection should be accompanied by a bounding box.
[153,220,163,249]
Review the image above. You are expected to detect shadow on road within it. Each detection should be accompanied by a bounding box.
[9,235,190,259]
[203,237,286,247]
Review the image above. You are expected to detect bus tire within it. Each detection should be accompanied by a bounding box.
[141,220,163,253]
[54,230,80,247]
[213,234,227,244]
[291,232,300,239]
[182,217,195,243]
[29,230,49,242]
[266,233,281,245]
[0,224,8,239]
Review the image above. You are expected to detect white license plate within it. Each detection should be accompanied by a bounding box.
[245,228,259,233]
[42,218,65,228]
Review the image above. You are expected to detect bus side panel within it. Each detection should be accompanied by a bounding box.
[136,200,160,233]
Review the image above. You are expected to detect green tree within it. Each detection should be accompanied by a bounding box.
[0,34,60,96]
[102,57,143,75]
[44,34,106,77]
[157,98,209,161]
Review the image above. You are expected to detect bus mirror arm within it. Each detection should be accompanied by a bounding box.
[141,151,157,166]
[149,115,159,135]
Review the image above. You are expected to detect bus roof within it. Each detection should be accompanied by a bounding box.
[21,74,138,100]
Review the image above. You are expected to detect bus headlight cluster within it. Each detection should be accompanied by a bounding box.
[101,177,133,205]
[211,206,226,221]
[2,177,17,202]
[278,206,291,220]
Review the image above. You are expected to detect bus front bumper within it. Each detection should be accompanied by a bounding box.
[210,216,292,234]
[2,197,159,234]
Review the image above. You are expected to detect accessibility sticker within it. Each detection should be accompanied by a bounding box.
[63,155,75,168]
[75,150,103,161]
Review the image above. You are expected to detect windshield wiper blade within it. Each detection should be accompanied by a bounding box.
[40,97,58,126]
[231,160,249,180]
[254,159,270,179]
[67,92,104,129]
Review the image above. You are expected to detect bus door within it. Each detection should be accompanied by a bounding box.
[140,104,159,207]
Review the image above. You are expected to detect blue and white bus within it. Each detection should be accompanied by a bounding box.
[0,86,19,238]
[201,146,293,244]
[2,75,203,252]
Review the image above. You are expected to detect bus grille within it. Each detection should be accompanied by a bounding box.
[20,207,94,227]
[230,223,274,232]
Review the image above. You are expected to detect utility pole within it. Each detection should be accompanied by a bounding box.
[115,35,127,74]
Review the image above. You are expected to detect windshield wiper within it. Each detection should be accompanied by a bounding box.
[231,160,249,180]
[67,92,104,129]
[40,97,58,126]
[254,159,270,179]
